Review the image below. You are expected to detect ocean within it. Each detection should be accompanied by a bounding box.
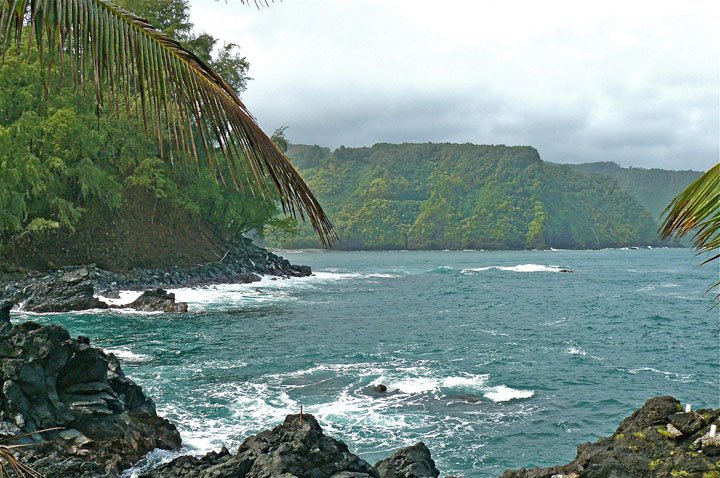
[19,248,719,477]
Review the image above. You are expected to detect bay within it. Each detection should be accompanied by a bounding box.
[19,248,719,477]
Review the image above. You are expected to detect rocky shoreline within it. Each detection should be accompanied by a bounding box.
[0,238,311,314]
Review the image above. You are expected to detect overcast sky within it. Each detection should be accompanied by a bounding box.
[190,0,719,171]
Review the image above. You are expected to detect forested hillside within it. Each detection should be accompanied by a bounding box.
[568,162,702,221]
[268,143,662,250]
[0,1,290,271]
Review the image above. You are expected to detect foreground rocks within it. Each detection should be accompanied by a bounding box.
[141,414,439,478]
[0,321,181,477]
[502,396,720,478]
[375,442,440,478]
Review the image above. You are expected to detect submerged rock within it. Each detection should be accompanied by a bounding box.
[142,413,379,478]
[0,321,181,477]
[118,288,188,312]
[20,267,109,312]
[502,396,720,478]
[375,442,440,478]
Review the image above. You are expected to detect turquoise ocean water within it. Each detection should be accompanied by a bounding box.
[18,249,719,477]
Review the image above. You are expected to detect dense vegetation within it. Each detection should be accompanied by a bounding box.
[0,0,290,271]
[268,143,663,250]
[568,162,702,221]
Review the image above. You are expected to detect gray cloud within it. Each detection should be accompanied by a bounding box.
[191,0,719,172]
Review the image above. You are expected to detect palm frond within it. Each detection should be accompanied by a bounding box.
[660,162,720,301]
[0,0,336,246]
[660,162,720,258]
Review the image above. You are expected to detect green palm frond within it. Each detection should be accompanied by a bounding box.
[660,162,720,262]
[660,162,720,301]
[0,0,337,246]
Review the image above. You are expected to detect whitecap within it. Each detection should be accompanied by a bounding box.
[461,264,566,274]
[483,385,534,402]
[624,367,695,383]
[104,346,153,363]
[441,374,490,389]
[390,377,440,394]
[565,346,586,356]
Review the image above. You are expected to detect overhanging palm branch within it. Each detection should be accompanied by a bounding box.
[0,0,337,246]
[660,162,720,299]
[660,162,720,262]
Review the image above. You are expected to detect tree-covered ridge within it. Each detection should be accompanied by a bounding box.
[269,143,661,250]
[568,162,702,221]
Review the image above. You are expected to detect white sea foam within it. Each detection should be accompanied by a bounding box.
[625,367,695,383]
[441,375,490,389]
[390,377,440,394]
[104,346,153,363]
[95,290,143,306]
[461,264,566,274]
[543,317,569,326]
[565,346,587,356]
[483,385,535,402]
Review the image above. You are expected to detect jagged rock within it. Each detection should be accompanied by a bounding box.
[20,268,109,313]
[141,413,378,478]
[0,321,181,477]
[502,396,720,478]
[0,298,13,329]
[119,288,188,312]
[375,442,440,478]
[668,411,704,435]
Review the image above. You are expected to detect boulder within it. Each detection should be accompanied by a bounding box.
[0,321,181,477]
[375,442,440,478]
[119,288,188,312]
[142,413,378,478]
[20,268,109,313]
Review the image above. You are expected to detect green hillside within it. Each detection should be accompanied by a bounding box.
[268,143,662,250]
[568,162,702,221]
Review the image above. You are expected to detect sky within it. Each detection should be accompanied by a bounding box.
[190,0,719,171]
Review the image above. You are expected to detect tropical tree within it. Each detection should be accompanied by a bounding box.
[660,162,720,297]
[0,0,337,246]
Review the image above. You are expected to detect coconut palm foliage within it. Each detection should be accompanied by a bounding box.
[0,0,337,246]
[661,162,720,265]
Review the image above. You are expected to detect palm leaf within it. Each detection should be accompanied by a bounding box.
[660,162,720,300]
[660,162,720,256]
[0,0,337,246]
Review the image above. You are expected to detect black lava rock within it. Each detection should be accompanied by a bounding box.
[502,396,720,478]
[119,288,188,312]
[20,268,109,313]
[141,413,378,478]
[0,322,181,477]
[375,442,440,478]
